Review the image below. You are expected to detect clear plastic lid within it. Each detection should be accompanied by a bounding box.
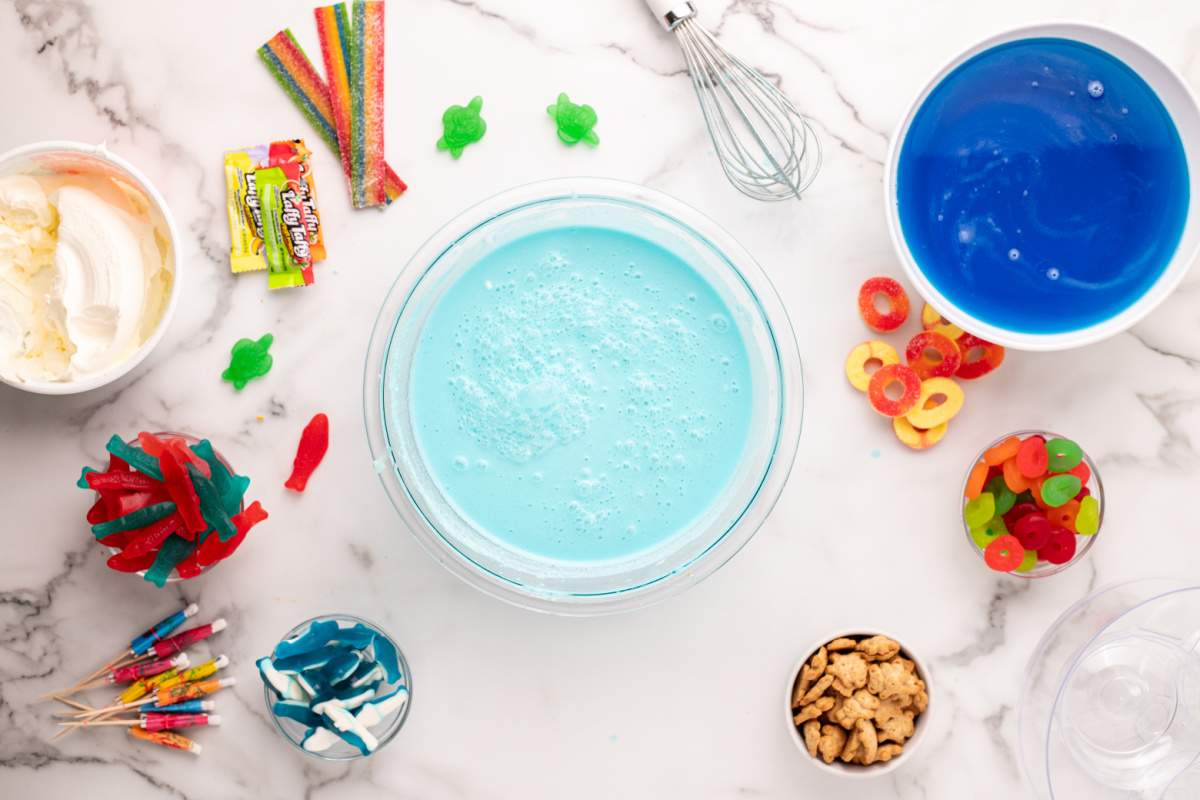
[1019,579,1200,798]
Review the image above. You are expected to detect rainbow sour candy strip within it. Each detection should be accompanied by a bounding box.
[315,4,354,191]
[356,1,386,206]
[259,28,406,203]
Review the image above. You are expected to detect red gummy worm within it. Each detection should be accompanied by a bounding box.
[285,413,329,492]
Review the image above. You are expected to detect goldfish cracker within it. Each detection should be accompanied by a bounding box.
[224,146,270,272]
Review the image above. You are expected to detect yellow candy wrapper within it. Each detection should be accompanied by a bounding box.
[223,145,269,273]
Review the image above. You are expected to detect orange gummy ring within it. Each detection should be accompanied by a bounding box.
[1048,500,1080,532]
[844,341,900,392]
[867,363,921,417]
[905,331,962,380]
[956,333,1005,380]
[857,277,910,333]
[904,377,964,428]
[984,436,1022,466]
[920,303,964,340]
[1002,457,1031,493]
[893,415,948,450]
[965,460,989,499]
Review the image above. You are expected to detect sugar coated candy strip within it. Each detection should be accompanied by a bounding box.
[354,0,387,206]
[315,4,355,187]
[258,28,406,202]
[285,413,330,492]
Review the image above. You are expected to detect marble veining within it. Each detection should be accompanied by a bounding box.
[2,1,1200,798]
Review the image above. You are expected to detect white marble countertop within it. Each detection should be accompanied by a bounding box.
[3,0,1200,797]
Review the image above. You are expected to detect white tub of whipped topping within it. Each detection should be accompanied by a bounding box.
[0,140,181,394]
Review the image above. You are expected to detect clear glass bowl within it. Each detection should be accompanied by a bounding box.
[262,614,411,761]
[96,432,243,583]
[961,429,1103,578]
[363,177,803,615]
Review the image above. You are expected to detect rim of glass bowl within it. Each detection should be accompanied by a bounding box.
[960,429,1104,579]
[363,177,803,615]
[263,613,412,761]
[98,432,243,583]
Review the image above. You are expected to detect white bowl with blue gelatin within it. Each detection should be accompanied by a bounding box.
[885,23,1200,351]
[364,179,802,614]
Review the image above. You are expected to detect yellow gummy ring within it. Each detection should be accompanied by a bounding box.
[844,340,900,392]
[892,415,948,450]
[921,303,964,340]
[904,377,964,428]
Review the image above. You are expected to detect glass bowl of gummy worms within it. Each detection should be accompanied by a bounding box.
[260,614,411,761]
[364,177,803,615]
[961,430,1103,578]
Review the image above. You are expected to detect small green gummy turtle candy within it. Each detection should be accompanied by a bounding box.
[546,92,599,146]
[222,333,274,391]
[436,96,487,158]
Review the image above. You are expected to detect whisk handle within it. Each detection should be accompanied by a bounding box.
[643,0,696,30]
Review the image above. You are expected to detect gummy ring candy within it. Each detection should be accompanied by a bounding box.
[1068,460,1091,486]
[1016,436,1048,478]
[867,363,921,417]
[1047,499,1080,532]
[1045,438,1083,473]
[1040,473,1082,508]
[1076,495,1101,535]
[904,377,964,428]
[984,534,1026,572]
[920,303,964,340]
[1015,548,1039,573]
[857,277,910,333]
[955,333,1005,380]
[1003,501,1040,528]
[1039,527,1077,565]
[964,492,995,528]
[892,415,947,450]
[970,516,1007,549]
[964,460,989,500]
[983,436,1021,467]
[1002,458,1031,493]
[985,475,1016,516]
[1013,511,1052,551]
[844,340,900,392]
[905,331,962,380]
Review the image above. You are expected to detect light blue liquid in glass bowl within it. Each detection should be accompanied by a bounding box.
[408,225,754,563]
[367,180,802,613]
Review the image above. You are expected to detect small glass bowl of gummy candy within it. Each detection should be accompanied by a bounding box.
[92,432,247,584]
[961,430,1103,578]
[261,614,411,761]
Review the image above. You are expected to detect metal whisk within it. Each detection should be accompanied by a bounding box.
[644,0,822,201]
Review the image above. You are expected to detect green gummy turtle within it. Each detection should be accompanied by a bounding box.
[546,92,599,146]
[436,96,487,158]
[222,333,274,391]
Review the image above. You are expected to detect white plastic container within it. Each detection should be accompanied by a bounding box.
[0,140,181,394]
[884,22,1200,351]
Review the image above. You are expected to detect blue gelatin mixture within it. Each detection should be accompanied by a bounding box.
[897,38,1189,333]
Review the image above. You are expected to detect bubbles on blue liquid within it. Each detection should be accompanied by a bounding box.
[453,456,469,471]
[1046,267,1061,281]
[1087,80,1104,98]
[709,314,729,332]
[1007,248,1020,261]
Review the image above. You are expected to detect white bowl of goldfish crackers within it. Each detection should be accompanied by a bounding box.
[786,630,931,777]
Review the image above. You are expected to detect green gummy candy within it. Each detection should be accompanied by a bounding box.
[985,476,1016,516]
[436,96,487,158]
[222,334,274,391]
[144,534,195,588]
[188,466,237,541]
[970,516,1007,549]
[1041,474,1082,508]
[546,92,599,146]
[105,435,162,480]
[1076,495,1101,535]
[92,501,177,539]
[964,492,995,529]
[1046,438,1083,473]
[77,466,97,489]
[1014,548,1039,573]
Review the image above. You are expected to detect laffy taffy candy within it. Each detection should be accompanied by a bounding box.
[224,145,270,273]
[257,164,312,289]
[966,432,1100,575]
[857,277,909,333]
